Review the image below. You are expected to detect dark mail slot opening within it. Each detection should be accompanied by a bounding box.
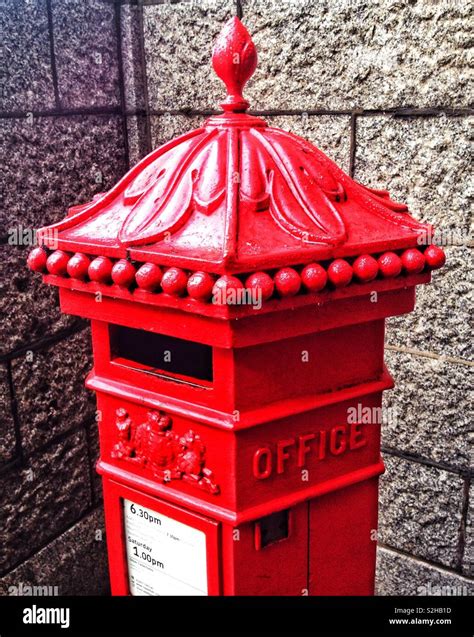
[255,510,290,550]
[110,326,213,383]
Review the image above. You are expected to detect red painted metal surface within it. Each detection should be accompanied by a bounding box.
[28,17,445,596]
[32,16,436,273]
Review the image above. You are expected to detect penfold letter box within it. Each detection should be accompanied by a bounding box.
[28,17,445,596]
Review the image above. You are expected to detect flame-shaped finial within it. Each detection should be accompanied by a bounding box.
[212,17,257,113]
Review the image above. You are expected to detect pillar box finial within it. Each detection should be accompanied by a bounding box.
[212,17,257,113]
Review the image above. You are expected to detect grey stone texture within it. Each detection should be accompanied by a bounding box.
[121,4,146,111]
[379,455,465,569]
[355,115,474,362]
[1,114,127,233]
[127,115,149,166]
[0,244,81,357]
[354,115,473,240]
[86,422,102,505]
[242,0,473,110]
[376,546,473,596]
[383,350,472,471]
[143,1,235,111]
[150,113,205,149]
[0,364,16,463]
[1,0,56,113]
[51,0,120,109]
[266,114,351,173]
[0,507,109,596]
[11,329,96,454]
[463,485,474,577]
[386,245,473,361]
[0,430,92,573]
[0,0,120,595]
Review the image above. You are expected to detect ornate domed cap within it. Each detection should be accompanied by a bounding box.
[37,17,430,273]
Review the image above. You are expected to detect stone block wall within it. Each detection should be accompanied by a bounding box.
[1,0,472,596]
[0,0,130,595]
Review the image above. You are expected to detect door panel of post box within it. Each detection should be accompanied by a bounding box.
[102,479,220,595]
[309,478,379,595]
[235,394,382,510]
[221,503,308,595]
[95,392,236,510]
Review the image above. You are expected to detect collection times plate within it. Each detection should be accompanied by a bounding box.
[123,499,208,596]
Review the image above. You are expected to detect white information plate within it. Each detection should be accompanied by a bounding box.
[123,499,208,596]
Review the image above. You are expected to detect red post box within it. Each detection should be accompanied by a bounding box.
[28,17,445,596]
